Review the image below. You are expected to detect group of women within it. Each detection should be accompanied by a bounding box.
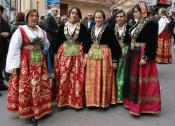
[5,2,161,126]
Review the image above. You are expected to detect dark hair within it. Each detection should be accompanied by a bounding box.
[40,16,45,20]
[68,7,82,19]
[133,2,149,17]
[133,4,142,14]
[0,5,4,13]
[94,9,106,20]
[25,9,39,23]
[112,8,119,16]
[114,9,126,18]
[16,12,25,22]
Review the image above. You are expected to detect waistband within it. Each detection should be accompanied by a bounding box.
[23,44,41,49]
[99,44,109,48]
[134,42,145,47]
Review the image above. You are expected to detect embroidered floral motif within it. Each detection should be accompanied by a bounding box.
[87,25,107,59]
[30,48,43,65]
[63,21,81,56]
[131,17,150,50]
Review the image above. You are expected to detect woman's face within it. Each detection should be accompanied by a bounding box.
[69,8,79,23]
[95,12,105,27]
[115,12,126,26]
[27,12,38,27]
[133,8,142,20]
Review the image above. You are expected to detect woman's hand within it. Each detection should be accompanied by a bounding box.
[139,58,147,65]
[12,69,17,74]
[82,58,87,67]
[113,63,118,70]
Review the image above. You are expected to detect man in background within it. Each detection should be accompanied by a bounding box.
[0,5,10,96]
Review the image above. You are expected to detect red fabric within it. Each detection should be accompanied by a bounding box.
[124,46,161,115]
[55,43,85,109]
[7,27,52,119]
[156,29,172,63]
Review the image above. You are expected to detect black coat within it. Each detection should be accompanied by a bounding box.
[44,14,60,67]
[11,21,25,34]
[0,18,10,53]
[130,20,158,60]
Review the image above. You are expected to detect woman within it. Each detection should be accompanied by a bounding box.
[123,3,161,116]
[6,9,52,125]
[54,7,90,109]
[155,8,172,64]
[113,9,131,103]
[85,10,122,108]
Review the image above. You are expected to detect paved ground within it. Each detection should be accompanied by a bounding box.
[0,46,175,126]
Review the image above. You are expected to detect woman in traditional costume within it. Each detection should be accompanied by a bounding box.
[6,9,52,125]
[54,7,91,109]
[123,3,161,116]
[113,9,131,103]
[85,10,122,108]
[155,8,172,64]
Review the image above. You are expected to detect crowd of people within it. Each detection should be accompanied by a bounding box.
[0,1,174,126]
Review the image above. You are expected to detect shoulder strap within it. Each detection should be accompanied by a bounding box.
[18,27,30,44]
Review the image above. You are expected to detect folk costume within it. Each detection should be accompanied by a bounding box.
[123,18,161,115]
[6,25,52,119]
[114,23,131,103]
[155,16,172,63]
[85,24,122,108]
[54,21,90,109]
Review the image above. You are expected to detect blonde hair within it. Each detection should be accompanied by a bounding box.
[159,8,167,16]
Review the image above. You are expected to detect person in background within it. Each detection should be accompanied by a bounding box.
[155,8,172,64]
[60,15,68,25]
[0,5,10,95]
[44,7,59,70]
[83,13,95,31]
[11,12,25,34]
[38,16,45,29]
[6,9,52,126]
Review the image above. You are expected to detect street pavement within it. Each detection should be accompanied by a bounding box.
[0,46,175,126]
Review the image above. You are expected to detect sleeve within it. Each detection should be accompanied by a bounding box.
[79,24,92,54]
[107,27,122,62]
[5,28,22,73]
[124,25,131,44]
[144,21,158,60]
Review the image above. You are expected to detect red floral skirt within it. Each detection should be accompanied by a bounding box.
[156,29,172,63]
[85,48,116,108]
[54,43,85,109]
[7,48,52,119]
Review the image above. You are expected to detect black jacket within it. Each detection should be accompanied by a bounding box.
[55,23,91,54]
[0,18,10,53]
[90,25,122,61]
[130,20,158,59]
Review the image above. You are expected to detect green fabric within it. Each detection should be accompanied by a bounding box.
[30,48,43,65]
[87,47,103,60]
[116,45,129,102]
[63,43,80,56]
